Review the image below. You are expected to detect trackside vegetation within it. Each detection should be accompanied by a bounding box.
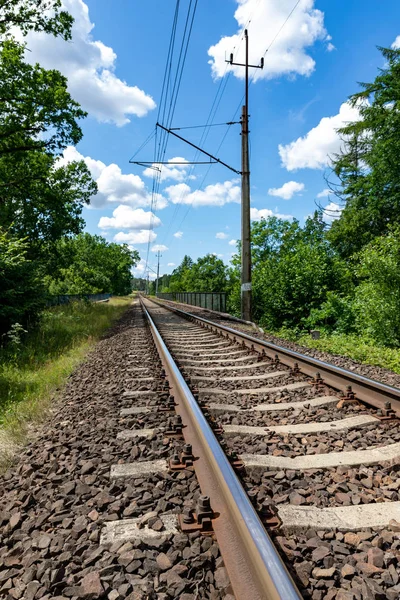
[0,1,139,339]
[148,46,400,374]
[0,298,131,461]
[0,1,137,446]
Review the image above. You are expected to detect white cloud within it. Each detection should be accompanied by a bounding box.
[132,258,156,279]
[208,0,328,81]
[392,36,400,49]
[98,206,161,230]
[250,208,292,221]
[20,0,155,125]
[143,157,194,183]
[167,262,176,267]
[322,202,343,224]
[229,239,237,246]
[173,231,183,239]
[58,146,167,210]
[279,101,361,171]
[212,253,224,258]
[326,42,335,52]
[317,188,331,198]
[151,244,168,252]
[268,181,304,200]
[165,180,241,207]
[216,232,229,239]
[114,230,157,245]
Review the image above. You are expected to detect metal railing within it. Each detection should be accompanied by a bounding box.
[156,292,226,313]
[47,293,111,306]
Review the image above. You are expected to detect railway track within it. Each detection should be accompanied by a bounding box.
[1,297,400,599]
[140,296,400,600]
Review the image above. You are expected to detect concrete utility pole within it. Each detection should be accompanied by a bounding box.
[155,250,162,296]
[227,30,263,321]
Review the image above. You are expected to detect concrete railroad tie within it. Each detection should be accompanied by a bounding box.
[278,502,400,532]
[199,381,310,396]
[192,370,288,383]
[101,515,178,545]
[223,414,379,436]
[242,441,400,470]
[209,395,339,413]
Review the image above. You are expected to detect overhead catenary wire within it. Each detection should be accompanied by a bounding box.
[144,0,198,277]
[160,0,302,247]
[158,15,262,246]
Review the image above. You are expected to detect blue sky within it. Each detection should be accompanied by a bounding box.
[22,0,400,278]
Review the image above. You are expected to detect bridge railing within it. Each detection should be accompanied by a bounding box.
[156,292,226,313]
[46,293,111,306]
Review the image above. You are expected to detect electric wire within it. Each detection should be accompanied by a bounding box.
[161,0,301,247]
[144,0,198,277]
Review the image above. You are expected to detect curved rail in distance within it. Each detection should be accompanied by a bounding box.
[140,297,302,600]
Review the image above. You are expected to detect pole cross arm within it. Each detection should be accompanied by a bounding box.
[227,60,264,69]
[156,122,242,176]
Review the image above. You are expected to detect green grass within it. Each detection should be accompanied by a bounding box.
[273,328,400,375]
[0,297,131,457]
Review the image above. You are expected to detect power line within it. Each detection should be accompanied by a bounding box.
[144,0,198,278]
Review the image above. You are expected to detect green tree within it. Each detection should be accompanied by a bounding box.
[47,234,140,296]
[0,41,86,156]
[329,46,400,256]
[169,254,228,293]
[250,214,351,329]
[0,229,45,336]
[169,255,194,292]
[0,0,73,39]
[0,151,96,255]
[351,227,400,346]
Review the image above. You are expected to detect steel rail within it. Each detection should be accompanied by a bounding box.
[146,296,400,416]
[140,298,302,600]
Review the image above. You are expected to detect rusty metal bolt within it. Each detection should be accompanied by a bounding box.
[171,453,181,466]
[385,401,392,410]
[183,443,192,455]
[182,507,195,524]
[197,495,212,515]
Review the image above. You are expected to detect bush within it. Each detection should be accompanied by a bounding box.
[304,292,356,334]
[0,230,45,337]
[352,228,400,346]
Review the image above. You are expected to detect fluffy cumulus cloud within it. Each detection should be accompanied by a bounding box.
[143,158,195,183]
[392,36,400,49]
[279,101,361,171]
[317,188,331,198]
[114,230,157,245]
[167,262,176,267]
[216,232,229,239]
[208,0,329,81]
[151,244,168,252]
[58,146,167,210]
[20,0,155,125]
[268,181,304,200]
[165,180,241,207]
[98,206,161,230]
[133,258,156,278]
[173,231,183,239]
[322,201,343,223]
[250,207,292,221]
[229,239,237,246]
